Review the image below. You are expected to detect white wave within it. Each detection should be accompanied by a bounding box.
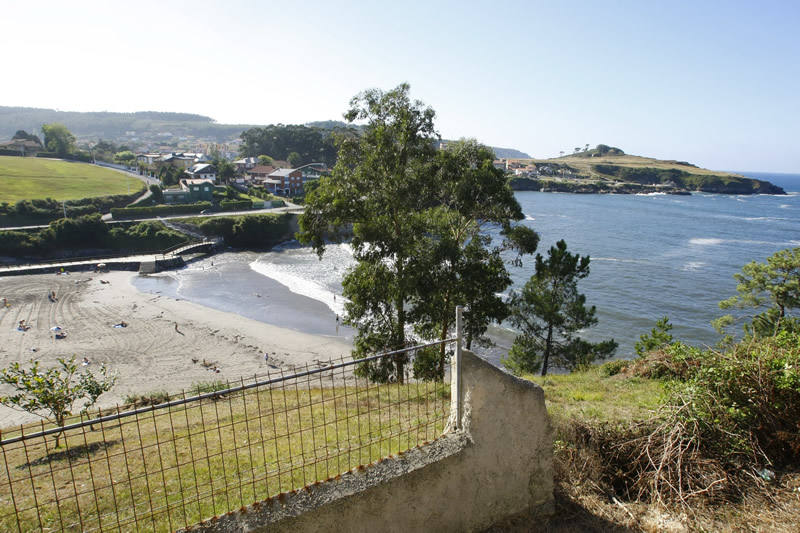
[682,261,706,271]
[524,214,535,221]
[780,204,792,209]
[689,238,723,246]
[593,257,648,264]
[634,192,667,196]
[250,260,347,316]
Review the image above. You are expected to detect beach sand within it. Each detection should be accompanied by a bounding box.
[0,271,352,428]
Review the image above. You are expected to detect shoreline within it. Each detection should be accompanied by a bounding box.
[0,270,352,428]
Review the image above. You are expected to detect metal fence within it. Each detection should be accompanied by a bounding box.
[0,337,458,532]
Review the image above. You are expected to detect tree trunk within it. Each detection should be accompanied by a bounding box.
[541,324,553,376]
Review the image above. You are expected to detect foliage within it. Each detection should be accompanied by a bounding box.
[598,359,631,377]
[110,202,211,218]
[299,84,537,382]
[505,240,617,376]
[634,316,674,356]
[0,357,116,446]
[149,184,163,203]
[41,123,76,156]
[715,247,800,337]
[287,151,301,167]
[113,150,136,165]
[183,213,292,248]
[215,158,235,183]
[239,124,344,167]
[257,154,273,166]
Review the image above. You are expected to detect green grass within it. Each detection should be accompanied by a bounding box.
[523,365,664,423]
[0,156,144,204]
[0,381,449,532]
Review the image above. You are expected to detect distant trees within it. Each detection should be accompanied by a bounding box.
[113,150,136,165]
[41,123,76,156]
[287,151,301,167]
[257,155,274,166]
[504,240,617,376]
[715,247,800,337]
[240,124,344,167]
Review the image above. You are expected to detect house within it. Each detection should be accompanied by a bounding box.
[158,153,195,169]
[234,157,258,172]
[246,165,277,183]
[187,163,217,183]
[162,178,215,203]
[136,153,162,165]
[492,159,507,171]
[266,168,303,195]
[0,139,43,156]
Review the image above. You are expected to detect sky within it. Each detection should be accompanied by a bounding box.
[1,0,798,172]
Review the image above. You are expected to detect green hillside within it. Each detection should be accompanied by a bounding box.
[0,156,143,203]
[509,146,784,195]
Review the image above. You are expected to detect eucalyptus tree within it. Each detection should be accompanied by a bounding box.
[299,84,537,382]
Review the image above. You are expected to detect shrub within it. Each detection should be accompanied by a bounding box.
[599,359,631,377]
[123,390,171,408]
[635,316,674,356]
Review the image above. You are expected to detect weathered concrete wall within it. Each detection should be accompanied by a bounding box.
[183,351,553,532]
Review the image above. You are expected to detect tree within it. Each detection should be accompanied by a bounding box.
[714,247,800,337]
[257,154,274,166]
[41,123,76,156]
[299,84,536,382]
[287,151,302,167]
[114,150,136,165]
[149,183,163,203]
[559,150,565,157]
[635,316,674,356]
[504,240,616,376]
[0,357,115,446]
[215,158,236,184]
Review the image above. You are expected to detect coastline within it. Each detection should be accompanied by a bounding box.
[0,270,352,428]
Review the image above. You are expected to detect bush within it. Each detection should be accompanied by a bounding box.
[599,359,631,377]
[111,202,211,218]
[184,213,292,248]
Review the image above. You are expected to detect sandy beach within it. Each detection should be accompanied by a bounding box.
[0,271,352,428]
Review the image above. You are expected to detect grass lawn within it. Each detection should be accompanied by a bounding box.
[522,365,664,424]
[0,157,144,204]
[0,380,449,532]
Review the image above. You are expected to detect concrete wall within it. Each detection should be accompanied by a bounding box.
[182,350,553,533]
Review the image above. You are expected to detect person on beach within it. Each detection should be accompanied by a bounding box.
[336,314,340,335]
[2,297,8,308]
[82,357,90,366]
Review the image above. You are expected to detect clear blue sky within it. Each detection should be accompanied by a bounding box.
[1,0,798,172]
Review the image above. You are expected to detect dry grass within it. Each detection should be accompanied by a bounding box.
[0,380,449,532]
[499,365,800,532]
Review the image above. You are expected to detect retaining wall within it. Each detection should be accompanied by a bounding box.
[183,350,553,532]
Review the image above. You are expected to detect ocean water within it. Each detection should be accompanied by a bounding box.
[133,171,800,366]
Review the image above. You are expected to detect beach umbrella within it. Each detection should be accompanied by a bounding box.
[50,326,62,332]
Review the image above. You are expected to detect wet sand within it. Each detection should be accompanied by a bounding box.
[0,271,352,428]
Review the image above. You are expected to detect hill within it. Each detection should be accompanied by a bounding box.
[0,106,256,144]
[509,145,785,195]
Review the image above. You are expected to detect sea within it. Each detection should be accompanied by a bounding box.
[133,171,800,368]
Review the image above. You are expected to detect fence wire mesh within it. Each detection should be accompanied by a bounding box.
[0,341,453,532]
